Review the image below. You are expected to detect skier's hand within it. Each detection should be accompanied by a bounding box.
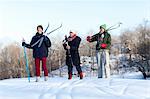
[63,42,67,46]
[86,36,91,42]
[22,38,26,46]
[22,42,26,46]
[44,36,47,41]
[66,45,70,49]
[101,43,107,49]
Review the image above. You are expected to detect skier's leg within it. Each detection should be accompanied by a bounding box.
[68,65,73,74]
[42,57,48,81]
[75,65,83,79]
[101,50,106,78]
[68,65,73,79]
[75,65,82,74]
[67,57,73,79]
[42,57,48,76]
[105,50,110,78]
[97,51,102,78]
[67,57,73,74]
[35,58,40,82]
[35,58,40,76]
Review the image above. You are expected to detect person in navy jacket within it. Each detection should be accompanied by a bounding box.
[22,25,51,82]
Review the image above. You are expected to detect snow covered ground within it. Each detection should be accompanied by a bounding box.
[0,74,150,99]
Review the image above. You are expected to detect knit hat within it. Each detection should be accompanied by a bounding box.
[100,24,106,30]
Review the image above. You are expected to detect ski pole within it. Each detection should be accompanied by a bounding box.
[44,23,49,33]
[23,46,30,82]
[47,24,62,35]
[107,22,123,31]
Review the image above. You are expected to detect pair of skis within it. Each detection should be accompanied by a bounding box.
[23,23,62,82]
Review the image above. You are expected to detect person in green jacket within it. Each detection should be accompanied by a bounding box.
[87,24,111,78]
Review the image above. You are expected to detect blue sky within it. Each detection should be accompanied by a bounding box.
[0,0,150,44]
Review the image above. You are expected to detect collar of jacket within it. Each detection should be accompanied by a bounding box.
[98,32,109,36]
[36,32,43,36]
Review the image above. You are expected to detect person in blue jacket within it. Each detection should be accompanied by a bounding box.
[22,25,51,82]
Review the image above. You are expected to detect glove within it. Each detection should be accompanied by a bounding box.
[86,36,91,42]
[22,38,26,46]
[101,43,107,49]
[43,36,48,41]
[63,43,67,47]
[22,42,25,47]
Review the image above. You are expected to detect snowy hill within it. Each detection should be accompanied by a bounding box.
[0,76,150,99]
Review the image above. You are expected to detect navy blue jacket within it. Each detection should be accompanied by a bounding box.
[22,33,51,58]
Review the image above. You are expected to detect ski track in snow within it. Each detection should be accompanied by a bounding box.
[0,77,150,99]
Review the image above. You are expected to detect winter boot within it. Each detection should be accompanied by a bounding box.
[79,72,83,80]
[35,76,40,82]
[44,76,48,81]
[68,74,72,80]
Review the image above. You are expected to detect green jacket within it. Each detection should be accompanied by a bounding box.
[89,32,111,50]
